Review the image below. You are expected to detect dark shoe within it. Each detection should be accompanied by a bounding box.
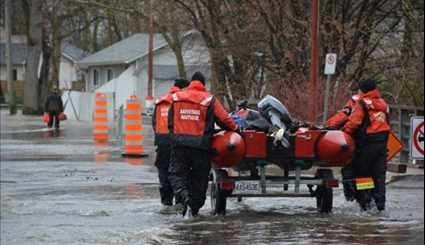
[376,203,385,212]
[161,198,173,206]
[191,208,199,217]
[360,201,371,211]
[343,183,356,202]
[356,191,372,211]
[173,203,185,214]
[159,205,175,215]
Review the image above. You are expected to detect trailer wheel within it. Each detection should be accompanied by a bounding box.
[315,169,334,213]
[210,169,228,215]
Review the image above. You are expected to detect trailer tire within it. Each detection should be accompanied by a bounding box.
[315,169,334,213]
[210,169,228,216]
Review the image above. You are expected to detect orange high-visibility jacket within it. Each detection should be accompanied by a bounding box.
[169,81,237,150]
[343,89,391,135]
[152,86,180,146]
[326,95,360,129]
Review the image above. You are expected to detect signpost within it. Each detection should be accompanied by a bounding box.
[410,116,424,160]
[322,53,337,124]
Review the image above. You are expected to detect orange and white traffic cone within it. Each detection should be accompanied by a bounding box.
[121,95,148,158]
[93,93,109,143]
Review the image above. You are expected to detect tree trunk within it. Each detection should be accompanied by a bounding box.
[5,0,17,114]
[50,34,62,88]
[91,19,99,52]
[174,46,187,80]
[23,0,43,114]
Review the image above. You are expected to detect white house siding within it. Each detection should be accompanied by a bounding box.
[0,65,25,81]
[59,57,78,89]
[86,65,127,91]
[95,64,138,113]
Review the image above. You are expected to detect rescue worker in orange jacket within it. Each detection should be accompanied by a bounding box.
[152,79,189,207]
[168,72,238,217]
[326,93,361,202]
[328,79,390,211]
[343,79,390,211]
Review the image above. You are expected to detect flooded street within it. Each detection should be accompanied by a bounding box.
[1,111,424,245]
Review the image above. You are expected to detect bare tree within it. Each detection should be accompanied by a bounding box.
[74,0,192,80]
[23,0,48,114]
[5,0,17,114]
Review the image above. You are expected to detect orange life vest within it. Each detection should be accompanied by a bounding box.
[170,81,237,149]
[153,86,180,145]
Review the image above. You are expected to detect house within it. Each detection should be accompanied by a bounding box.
[59,43,89,90]
[0,34,27,83]
[0,29,89,101]
[77,30,210,111]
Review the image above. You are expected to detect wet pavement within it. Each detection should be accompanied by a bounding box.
[1,110,424,245]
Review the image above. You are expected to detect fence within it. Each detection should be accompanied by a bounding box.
[389,104,424,163]
[61,91,115,122]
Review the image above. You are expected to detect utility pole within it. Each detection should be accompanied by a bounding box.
[309,0,320,123]
[146,0,154,114]
[5,0,17,115]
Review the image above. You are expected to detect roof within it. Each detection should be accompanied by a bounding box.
[78,33,167,67]
[0,42,88,65]
[62,43,89,62]
[0,43,26,65]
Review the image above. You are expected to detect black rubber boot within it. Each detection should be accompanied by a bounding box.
[372,176,386,212]
[341,167,356,201]
[160,187,173,206]
[356,190,372,211]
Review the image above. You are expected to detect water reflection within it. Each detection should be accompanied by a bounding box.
[94,142,111,164]
[125,157,144,166]
[43,128,60,139]
[126,183,144,199]
[154,197,424,245]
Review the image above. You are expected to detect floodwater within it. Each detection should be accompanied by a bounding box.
[1,111,424,245]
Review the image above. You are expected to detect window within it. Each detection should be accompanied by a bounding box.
[93,69,99,86]
[12,69,17,81]
[107,69,113,81]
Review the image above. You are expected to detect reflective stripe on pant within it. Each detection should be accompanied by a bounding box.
[168,146,211,214]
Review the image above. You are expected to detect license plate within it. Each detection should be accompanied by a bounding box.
[234,181,261,194]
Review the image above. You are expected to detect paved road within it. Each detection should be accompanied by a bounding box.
[1,111,424,245]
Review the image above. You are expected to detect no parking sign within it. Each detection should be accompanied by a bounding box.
[410,116,424,160]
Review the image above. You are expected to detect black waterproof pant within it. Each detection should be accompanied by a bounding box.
[48,112,60,128]
[155,145,175,206]
[341,165,356,201]
[352,137,388,211]
[169,146,211,215]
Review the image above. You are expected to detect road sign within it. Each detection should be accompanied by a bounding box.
[324,53,337,75]
[410,116,424,160]
[387,131,404,161]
